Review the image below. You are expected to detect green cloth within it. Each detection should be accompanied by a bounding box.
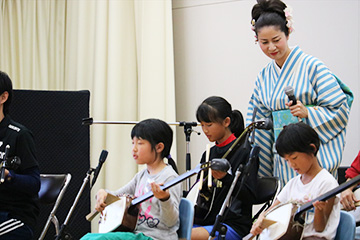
[80,232,153,240]
[272,109,299,141]
[333,74,354,108]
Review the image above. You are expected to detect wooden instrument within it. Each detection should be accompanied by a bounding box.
[354,187,360,207]
[187,143,217,221]
[243,174,360,240]
[98,195,138,233]
[260,202,304,240]
[86,158,230,233]
[340,185,360,210]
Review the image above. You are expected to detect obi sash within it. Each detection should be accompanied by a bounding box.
[272,110,300,141]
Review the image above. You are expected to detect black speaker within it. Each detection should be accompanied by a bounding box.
[10,90,91,239]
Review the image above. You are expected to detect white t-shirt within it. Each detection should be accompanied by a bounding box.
[277,169,340,240]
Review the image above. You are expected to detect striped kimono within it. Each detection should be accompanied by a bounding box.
[246,46,352,187]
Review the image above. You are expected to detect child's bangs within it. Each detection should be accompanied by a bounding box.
[196,104,220,123]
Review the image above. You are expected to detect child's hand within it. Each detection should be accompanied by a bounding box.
[95,189,108,212]
[341,188,358,211]
[250,213,265,236]
[313,200,327,213]
[312,197,335,232]
[212,170,227,180]
[151,182,170,201]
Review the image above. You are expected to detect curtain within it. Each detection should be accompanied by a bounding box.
[0,0,176,232]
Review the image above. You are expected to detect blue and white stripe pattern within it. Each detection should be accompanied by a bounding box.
[246,46,351,188]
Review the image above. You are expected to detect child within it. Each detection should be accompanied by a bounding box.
[0,71,40,240]
[250,122,340,240]
[82,118,182,240]
[191,96,257,240]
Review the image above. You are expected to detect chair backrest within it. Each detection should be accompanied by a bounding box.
[178,198,194,240]
[252,176,280,221]
[39,174,71,204]
[337,166,349,185]
[335,210,356,240]
[38,173,72,240]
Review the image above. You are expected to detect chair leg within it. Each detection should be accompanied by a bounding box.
[38,211,60,239]
[52,216,60,235]
[38,214,55,240]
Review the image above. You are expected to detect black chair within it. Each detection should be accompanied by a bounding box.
[38,173,72,240]
[338,166,349,185]
[252,176,280,221]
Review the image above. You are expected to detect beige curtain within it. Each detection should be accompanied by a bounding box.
[0,0,176,232]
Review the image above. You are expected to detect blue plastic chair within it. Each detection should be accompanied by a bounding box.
[178,198,194,240]
[335,210,356,240]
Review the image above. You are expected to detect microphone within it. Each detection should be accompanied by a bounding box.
[90,150,108,189]
[284,86,303,122]
[284,86,297,106]
[248,145,260,165]
[253,118,273,130]
[210,158,231,172]
[0,145,10,183]
[243,145,260,175]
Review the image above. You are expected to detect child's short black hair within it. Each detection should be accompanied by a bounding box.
[131,118,178,173]
[275,122,320,157]
[131,118,173,159]
[0,71,13,115]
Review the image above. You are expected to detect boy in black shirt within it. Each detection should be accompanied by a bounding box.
[0,71,40,239]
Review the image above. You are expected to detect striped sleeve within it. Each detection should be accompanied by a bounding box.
[304,60,350,144]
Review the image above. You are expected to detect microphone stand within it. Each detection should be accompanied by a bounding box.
[208,145,260,240]
[179,121,200,191]
[55,168,95,240]
[208,165,244,240]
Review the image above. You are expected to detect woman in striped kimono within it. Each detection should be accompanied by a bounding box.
[247,0,352,187]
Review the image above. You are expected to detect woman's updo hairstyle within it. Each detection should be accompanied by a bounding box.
[251,0,289,36]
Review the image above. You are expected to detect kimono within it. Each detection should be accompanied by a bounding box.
[246,46,352,187]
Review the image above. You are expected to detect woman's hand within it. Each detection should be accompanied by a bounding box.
[341,188,358,211]
[211,170,227,180]
[286,100,308,118]
[95,189,108,212]
[151,182,170,201]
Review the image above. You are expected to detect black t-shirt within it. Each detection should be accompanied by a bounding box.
[0,115,40,230]
[193,138,258,237]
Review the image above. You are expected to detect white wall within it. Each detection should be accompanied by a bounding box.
[172,0,360,183]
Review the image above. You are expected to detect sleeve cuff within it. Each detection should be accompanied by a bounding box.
[6,170,15,183]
